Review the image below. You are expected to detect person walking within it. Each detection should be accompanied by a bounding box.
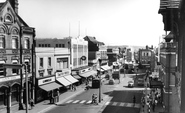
[133,95,136,106]
[73,84,76,91]
[30,98,34,109]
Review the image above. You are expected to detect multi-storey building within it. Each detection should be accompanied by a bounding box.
[158,0,185,113]
[0,0,35,112]
[35,38,82,103]
[84,36,110,78]
[159,35,177,113]
[138,46,155,71]
[126,48,132,62]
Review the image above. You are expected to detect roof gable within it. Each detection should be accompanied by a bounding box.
[0,1,28,27]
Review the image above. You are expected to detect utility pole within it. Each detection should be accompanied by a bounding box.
[98,59,102,103]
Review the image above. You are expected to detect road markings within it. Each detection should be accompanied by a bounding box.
[119,102,125,106]
[86,100,92,104]
[65,100,73,103]
[72,100,80,103]
[112,102,118,106]
[64,99,141,108]
[126,103,133,107]
[79,100,86,103]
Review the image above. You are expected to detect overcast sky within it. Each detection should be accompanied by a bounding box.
[1,0,165,46]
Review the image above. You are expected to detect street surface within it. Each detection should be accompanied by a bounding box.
[45,74,145,113]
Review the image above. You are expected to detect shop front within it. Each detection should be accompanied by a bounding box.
[0,75,27,112]
[56,70,78,90]
[101,65,112,79]
[36,76,62,103]
[79,67,97,84]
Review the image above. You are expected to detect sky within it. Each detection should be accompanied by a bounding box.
[1,0,165,46]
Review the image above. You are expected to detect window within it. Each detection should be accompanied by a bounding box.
[48,44,50,47]
[0,36,5,48]
[12,60,19,75]
[45,44,47,47]
[12,38,18,49]
[48,57,51,67]
[39,44,41,47]
[62,44,65,47]
[0,60,5,76]
[24,38,30,49]
[56,44,58,47]
[56,58,68,70]
[25,60,30,73]
[40,58,43,68]
[59,44,61,47]
[42,44,44,47]
[48,70,52,76]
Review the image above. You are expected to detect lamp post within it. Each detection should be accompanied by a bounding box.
[98,59,102,103]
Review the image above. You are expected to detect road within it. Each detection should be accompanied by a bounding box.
[45,74,145,113]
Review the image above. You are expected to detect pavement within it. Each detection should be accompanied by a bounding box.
[15,84,86,113]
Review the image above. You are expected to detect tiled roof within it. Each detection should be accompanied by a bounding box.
[159,0,181,13]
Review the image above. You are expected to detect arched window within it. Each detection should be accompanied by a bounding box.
[12,37,18,49]
[0,28,6,48]
[4,14,13,23]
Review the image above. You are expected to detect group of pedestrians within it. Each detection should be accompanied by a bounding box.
[141,89,161,113]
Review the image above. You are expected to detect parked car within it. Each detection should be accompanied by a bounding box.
[128,81,134,88]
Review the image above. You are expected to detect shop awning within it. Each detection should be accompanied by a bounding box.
[80,70,97,78]
[64,75,78,84]
[72,75,81,79]
[57,77,72,86]
[101,65,111,71]
[39,82,62,91]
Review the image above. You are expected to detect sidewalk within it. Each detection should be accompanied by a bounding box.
[15,85,86,113]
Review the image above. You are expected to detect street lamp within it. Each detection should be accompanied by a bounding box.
[98,59,102,103]
[2,64,29,113]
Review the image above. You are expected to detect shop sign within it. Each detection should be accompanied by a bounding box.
[56,70,70,78]
[38,76,55,85]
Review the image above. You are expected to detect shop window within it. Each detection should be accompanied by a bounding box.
[12,37,18,49]
[0,88,7,106]
[11,85,19,105]
[0,35,5,48]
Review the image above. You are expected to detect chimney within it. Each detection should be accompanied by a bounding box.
[9,0,19,14]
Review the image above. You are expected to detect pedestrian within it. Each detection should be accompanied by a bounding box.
[133,95,136,106]
[30,98,34,109]
[152,102,155,112]
[73,84,76,91]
